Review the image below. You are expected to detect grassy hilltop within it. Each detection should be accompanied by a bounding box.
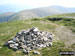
[0,14,75,56]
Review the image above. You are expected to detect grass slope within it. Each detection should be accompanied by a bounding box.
[0,18,75,56]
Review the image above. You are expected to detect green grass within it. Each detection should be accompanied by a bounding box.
[0,17,74,56]
[41,42,72,56]
[45,15,75,33]
[0,19,56,56]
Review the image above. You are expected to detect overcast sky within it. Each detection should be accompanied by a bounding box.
[0,0,75,13]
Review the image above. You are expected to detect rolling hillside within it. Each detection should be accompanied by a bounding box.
[1,6,75,22]
[9,6,75,21]
[0,12,15,22]
[0,16,75,56]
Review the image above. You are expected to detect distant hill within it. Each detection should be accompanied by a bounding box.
[0,5,75,22]
[9,6,65,21]
[0,12,15,22]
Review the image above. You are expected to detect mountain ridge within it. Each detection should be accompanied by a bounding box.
[0,5,75,22]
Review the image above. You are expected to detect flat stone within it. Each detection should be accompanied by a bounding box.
[9,44,15,48]
[14,43,19,46]
[13,46,18,50]
[33,27,39,32]
[20,45,27,49]
[8,40,15,44]
[33,51,40,55]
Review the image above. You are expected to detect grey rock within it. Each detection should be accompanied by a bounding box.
[33,51,40,55]
[14,43,19,46]
[23,49,29,54]
[13,46,18,50]
[33,27,39,32]
[9,44,15,48]
[8,40,15,44]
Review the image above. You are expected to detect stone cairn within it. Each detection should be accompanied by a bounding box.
[5,27,53,54]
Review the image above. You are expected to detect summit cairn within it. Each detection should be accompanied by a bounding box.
[5,27,54,54]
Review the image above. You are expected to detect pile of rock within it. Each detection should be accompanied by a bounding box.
[5,27,53,54]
